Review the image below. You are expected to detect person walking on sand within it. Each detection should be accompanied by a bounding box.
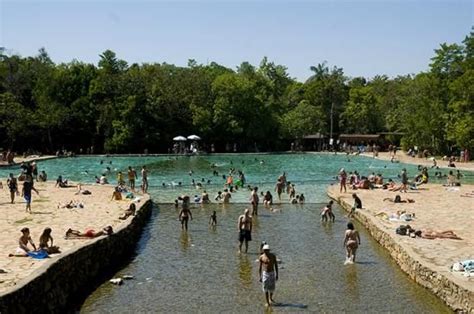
[259,244,279,307]
[343,222,361,263]
[141,165,148,194]
[339,168,347,193]
[7,173,18,204]
[250,187,259,216]
[22,175,38,213]
[237,208,252,253]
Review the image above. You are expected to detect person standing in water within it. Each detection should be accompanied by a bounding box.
[178,197,193,231]
[250,187,259,216]
[237,208,252,253]
[343,222,361,263]
[275,179,284,202]
[128,166,137,191]
[141,165,148,194]
[259,244,279,307]
[209,211,217,227]
[339,168,347,193]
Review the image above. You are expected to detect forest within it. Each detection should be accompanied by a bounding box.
[0,30,472,154]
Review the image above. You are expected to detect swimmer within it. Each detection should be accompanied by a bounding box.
[201,190,210,204]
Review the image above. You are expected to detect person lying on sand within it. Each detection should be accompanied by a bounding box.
[420,230,462,240]
[65,226,113,239]
[39,227,61,254]
[383,195,415,203]
[58,200,84,209]
[9,227,36,257]
[119,203,136,220]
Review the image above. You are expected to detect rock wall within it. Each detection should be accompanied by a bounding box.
[329,191,473,313]
[0,200,153,313]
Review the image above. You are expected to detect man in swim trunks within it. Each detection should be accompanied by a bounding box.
[237,208,252,253]
[275,179,283,202]
[343,222,361,262]
[141,165,148,194]
[128,166,137,190]
[250,187,259,216]
[9,227,37,257]
[22,175,39,213]
[259,244,279,307]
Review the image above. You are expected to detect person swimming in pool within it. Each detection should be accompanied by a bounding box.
[343,222,361,263]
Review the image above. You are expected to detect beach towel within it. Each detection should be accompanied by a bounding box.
[262,271,276,293]
[27,250,49,259]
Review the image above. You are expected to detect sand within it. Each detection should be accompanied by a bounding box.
[0,181,149,293]
[361,151,474,171]
[328,183,474,293]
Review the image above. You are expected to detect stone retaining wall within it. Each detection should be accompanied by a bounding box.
[0,200,153,313]
[328,191,473,313]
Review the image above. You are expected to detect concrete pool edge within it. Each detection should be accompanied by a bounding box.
[0,199,153,313]
[327,188,473,313]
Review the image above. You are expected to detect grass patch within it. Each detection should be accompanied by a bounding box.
[14,217,33,224]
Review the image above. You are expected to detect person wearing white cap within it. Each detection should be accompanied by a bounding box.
[258,244,278,307]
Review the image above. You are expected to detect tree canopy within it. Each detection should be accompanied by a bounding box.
[0,29,473,154]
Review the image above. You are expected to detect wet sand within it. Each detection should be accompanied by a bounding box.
[0,181,149,294]
[328,183,474,311]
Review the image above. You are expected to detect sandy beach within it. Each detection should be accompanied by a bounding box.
[328,183,474,310]
[0,181,149,294]
[361,151,474,171]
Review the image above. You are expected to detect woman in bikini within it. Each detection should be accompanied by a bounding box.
[343,222,361,262]
[65,226,113,238]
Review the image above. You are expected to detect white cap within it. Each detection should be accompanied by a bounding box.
[262,244,270,251]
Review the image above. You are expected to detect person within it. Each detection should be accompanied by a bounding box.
[141,165,149,194]
[39,227,60,254]
[298,193,305,204]
[278,172,287,188]
[222,189,232,204]
[348,193,362,218]
[65,226,114,238]
[209,211,217,227]
[383,195,415,203]
[259,244,279,307]
[250,187,259,216]
[55,175,69,188]
[215,191,223,202]
[22,175,39,213]
[7,173,18,204]
[400,168,408,193]
[237,208,252,253]
[321,200,335,222]
[117,171,125,186]
[343,222,361,263]
[201,190,210,204]
[339,168,347,193]
[288,184,296,199]
[9,227,37,257]
[99,174,108,184]
[111,186,123,201]
[128,166,137,190]
[38,170,47,182]
[178,202,193,231]
[275,179,283,202]
[263,191,273,206]
[119,203,136,220]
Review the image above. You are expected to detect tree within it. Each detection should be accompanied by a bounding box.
[280,100,325,139]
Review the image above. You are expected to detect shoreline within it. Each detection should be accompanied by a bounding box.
[327,184,474,312]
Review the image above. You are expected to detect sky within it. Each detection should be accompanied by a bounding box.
[0,0,472,81]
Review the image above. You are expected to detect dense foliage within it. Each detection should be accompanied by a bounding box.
[0,31,473,154]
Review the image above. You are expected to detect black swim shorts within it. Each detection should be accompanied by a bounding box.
[239,229,252,242]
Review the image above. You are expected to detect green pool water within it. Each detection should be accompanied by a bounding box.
[0,154,458,312]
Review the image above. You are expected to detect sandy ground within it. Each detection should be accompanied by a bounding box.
[0,181,149,294]
[328,183,474,292]
[0,155,57,167]
[361,151,474,171]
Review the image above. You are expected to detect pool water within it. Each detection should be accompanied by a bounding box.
[0,154,457,312]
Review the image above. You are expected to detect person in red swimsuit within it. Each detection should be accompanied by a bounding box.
[65,226,113,238]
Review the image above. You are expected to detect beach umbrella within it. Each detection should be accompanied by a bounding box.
[173,136,187,141]
[187,135,201,140]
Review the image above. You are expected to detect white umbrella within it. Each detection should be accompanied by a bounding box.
[187,135,201,140]
[173,136,187,141]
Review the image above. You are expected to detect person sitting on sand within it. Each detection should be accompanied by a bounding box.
[39,227,60,254]
[119,203,136,220]
[9,227,37,257]
[65,226,114,239]
[383,195,415,203]
[111,186,123,201]
[55,175,69,188]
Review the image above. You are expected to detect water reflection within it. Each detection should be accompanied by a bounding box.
[344,265,360,302]
[180,231,191,251]
[238,255,253,287]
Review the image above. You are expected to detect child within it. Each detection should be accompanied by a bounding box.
[209,211,217,227]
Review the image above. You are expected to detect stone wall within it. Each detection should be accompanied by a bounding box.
[329,191,473,313]
[0,200,153,313]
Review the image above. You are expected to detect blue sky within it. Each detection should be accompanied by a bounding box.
[1,0,472,81]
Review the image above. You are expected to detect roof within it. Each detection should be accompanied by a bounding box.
[339,134,380,140]
[303,133,326,139]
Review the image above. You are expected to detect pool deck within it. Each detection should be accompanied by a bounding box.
[0,155,58,168]
[360,151,474,172]
[328,184,474,312]
[0,181,149,295]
